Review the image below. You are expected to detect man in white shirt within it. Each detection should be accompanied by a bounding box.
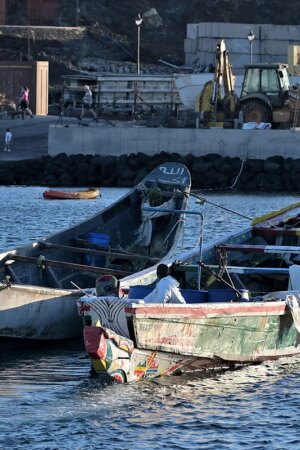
[143,263,186,304]
[4,128,12,152]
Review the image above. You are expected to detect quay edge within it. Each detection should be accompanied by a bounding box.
[49,125,300,160]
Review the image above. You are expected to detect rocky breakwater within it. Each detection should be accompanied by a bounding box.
[0,153,299,192]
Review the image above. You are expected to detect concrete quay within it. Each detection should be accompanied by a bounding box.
[48,121,300,160]
[0,115,73,161]
[2,115,300,162]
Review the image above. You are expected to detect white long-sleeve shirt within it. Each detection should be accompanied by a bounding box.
[143,276,186,304]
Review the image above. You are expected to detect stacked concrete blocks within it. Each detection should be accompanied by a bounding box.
[185,22,300,74]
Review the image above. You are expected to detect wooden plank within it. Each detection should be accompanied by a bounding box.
[253,226,300,236]
[174,264,289,275]
[5,254,132,277]
[218,244,300,254]
[209,265,289,275]
[41,241,158,263]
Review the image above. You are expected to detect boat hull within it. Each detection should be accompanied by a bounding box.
[0,162,191,345]
[43,188,100,200]
[0,284,82,343]
[80,298,300,382]
[78,200,300,381]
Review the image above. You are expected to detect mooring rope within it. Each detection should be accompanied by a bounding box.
[229,156,247,189]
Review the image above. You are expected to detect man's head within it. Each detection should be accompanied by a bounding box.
[84,85,89,91]
[157,264,169,279]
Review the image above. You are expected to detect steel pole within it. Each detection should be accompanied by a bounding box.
[143,206,204,289]
[137,26,141,74]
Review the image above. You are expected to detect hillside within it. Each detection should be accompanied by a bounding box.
[2,0,300,85]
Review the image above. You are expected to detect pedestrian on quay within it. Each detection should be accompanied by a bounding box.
[4,128,12,152]
[79,85,98,122]
[62,82,76,117]
[20,86,33,119]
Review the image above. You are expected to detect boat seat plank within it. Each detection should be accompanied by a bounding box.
[211,266,289,275]
[217,244,300,254]
[253,226,300,236]
[40,241,159,263]
[5,254,133,277]
[175,264,289,275]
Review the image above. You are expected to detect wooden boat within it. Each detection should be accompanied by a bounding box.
[78,200,300,382]
[43,188,100,200]
[0,162,191,346]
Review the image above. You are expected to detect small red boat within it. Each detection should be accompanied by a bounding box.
[43,188,100,200]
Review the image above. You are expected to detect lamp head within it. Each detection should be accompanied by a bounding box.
[248,30,255,41]
[135,13,143,27]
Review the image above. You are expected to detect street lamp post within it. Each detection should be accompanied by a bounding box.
[135,13,143,74]
[248,30,255,64]
[75,0,80,26]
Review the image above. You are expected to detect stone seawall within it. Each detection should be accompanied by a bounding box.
[0,153,299,192]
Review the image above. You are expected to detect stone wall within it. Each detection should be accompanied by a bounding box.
[0,153,299,193]
[0,25,86,40]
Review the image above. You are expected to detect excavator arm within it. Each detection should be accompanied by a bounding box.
[211,39,238,123]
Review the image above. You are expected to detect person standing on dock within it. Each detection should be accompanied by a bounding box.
[4,128,12,152]
[143,263,186,304]
[79,85,98,122]
[20,86,33,119]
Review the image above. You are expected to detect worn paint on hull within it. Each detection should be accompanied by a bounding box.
[84,325,207,383]
[132,302,300,361]
[82,300,300,383]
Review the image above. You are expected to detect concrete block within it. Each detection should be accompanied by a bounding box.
[185,53,198,67]
[184,38,198,54]
[197,22,261,39]
[196,23,213,37]
[261,54,287,64]
[261,25,300,41]
[261,39,294,56]
[229,53,258,68]
[196,37,260,55]
[186,24,199,39]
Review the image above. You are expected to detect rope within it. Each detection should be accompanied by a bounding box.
[159,218,185,253]
[293,87,300,128]
[36,255,46,286]
[36,255,46,269]
[186,191,252,220]
[229,156,247,189]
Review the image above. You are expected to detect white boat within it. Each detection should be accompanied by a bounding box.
[175,73,243,109]
[0,162,191,347]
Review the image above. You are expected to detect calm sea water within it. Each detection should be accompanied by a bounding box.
[0,187,300,450]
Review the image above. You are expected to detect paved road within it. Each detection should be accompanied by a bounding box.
[0,115,77,161]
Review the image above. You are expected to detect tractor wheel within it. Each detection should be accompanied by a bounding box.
[240,100,272,123]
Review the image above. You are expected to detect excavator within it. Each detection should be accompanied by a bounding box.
[197,39,300,129]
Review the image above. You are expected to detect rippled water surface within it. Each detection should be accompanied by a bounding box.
[0,187,300,450]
